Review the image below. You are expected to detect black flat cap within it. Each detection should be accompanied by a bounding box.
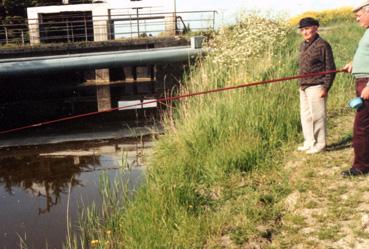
[298,17,320,29]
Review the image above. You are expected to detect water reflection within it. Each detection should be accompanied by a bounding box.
[0,139,149,248]
[0,155,94,214]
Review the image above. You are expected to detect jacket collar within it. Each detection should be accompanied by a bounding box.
[304,34,320,46]
[302,34,320,51]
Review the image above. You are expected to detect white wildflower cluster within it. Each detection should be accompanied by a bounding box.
[207,15,289,67]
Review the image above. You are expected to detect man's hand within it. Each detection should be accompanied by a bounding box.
[361,86,369,100]
[320,89,328,98]
[343,62,353,73]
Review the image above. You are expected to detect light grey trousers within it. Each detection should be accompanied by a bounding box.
[299,85,327,150]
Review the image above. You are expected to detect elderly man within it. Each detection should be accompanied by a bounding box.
[342,1,369,177]
[297,17,336,154]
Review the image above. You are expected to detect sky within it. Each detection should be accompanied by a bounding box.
[108,0,363,24]
[175,0,362,15]
[175,0,364,22]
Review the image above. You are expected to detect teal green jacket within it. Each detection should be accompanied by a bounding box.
[353,28,369,78]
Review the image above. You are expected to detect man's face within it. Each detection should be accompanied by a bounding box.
[356,8,369,28]
[299,26,318,42]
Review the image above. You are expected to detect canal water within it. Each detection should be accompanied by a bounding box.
[0,135,153,249]
[0,41,181,248]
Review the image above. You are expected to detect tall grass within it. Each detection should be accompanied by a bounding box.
[66,12,363,249]
[119,16,299,248]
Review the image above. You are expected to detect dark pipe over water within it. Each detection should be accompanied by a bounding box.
[0,46,206,77]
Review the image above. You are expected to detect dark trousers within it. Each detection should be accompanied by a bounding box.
[353,78,369,170]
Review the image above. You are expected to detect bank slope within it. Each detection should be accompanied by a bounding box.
[69,15,363,249]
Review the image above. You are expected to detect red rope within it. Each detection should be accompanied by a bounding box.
[0,69,345,136]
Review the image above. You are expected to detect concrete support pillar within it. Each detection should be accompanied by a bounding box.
[164,13,176,36]
[93,19,109,41]
[95,69,111,111]
[28,19,40,45]
[91,10,111,111]
[84,69,112,111]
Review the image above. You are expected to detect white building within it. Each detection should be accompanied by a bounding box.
[27,0,176,45]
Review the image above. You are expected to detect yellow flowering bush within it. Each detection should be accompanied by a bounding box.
[206,14,289,67]
[289,7,354,27]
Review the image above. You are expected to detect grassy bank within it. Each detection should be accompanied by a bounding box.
[67,13,363,249]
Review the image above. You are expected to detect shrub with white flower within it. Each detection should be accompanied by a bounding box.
[206,14,289,67]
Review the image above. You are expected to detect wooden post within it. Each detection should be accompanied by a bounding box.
[5,27,8,44]
[71,21,74,42]
[135,8,140,37]
[84,16,88,42]
[66,21,70,42]
[130,14,133,38]
[21,30,25,45]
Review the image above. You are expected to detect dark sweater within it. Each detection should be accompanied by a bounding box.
[298,34,336,91]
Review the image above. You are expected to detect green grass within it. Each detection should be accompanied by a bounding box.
[317,225,341,241]
[65,15,364,249]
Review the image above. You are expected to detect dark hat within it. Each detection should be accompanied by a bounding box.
[298,17,320,29]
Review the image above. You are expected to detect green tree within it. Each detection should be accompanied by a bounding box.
[3,0,33,17]
[0,2,5,21]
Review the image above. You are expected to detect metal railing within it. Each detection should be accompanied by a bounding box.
[0,10,216,46]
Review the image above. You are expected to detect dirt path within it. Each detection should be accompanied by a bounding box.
[272,111,369,249]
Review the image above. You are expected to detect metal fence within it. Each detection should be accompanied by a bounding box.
[0,10,216,45]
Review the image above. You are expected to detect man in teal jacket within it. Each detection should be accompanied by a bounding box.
[342,1,369,176]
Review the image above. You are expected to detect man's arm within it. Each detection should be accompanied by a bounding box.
[343,62,369,100]
[321,43,336,97]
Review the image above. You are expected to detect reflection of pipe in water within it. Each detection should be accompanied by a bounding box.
[39,145,118,157]
[39,151,96,157]
[38,142,152,167]
[0,141,152,214]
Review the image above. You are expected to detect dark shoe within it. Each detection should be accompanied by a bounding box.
[341,168,369,177]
